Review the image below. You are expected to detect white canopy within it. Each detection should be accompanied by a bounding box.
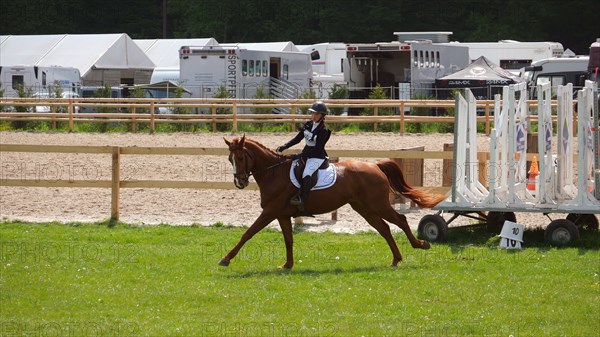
[219,41,300,52]
[1,34,155,85]
[135,38,219,69]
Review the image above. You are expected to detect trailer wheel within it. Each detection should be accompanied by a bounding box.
[486,211,517,233]
[566,213,599,231]
[545,219,580,246]
[418,214,448,242]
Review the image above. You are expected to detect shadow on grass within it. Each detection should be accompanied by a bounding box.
[220,264,422,279]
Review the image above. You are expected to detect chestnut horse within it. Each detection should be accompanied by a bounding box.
[221,135,445,269]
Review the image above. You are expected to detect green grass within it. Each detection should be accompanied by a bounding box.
[1,220,598,336]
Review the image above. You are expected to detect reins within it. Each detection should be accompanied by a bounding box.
[241,148,292,178]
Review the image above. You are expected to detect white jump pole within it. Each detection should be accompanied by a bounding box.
[536,82,555,205]
[566,81,600,209]
[556,83,576,199]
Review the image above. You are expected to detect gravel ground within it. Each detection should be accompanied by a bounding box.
[1,131,591,233]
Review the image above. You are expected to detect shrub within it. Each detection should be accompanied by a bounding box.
[366,85,396,132]
[213,85,232,132]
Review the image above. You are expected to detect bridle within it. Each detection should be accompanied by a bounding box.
[228,146,291,188]
[229,148,253,187]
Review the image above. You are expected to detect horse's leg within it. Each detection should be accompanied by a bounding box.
[219,211,276,267]
[277,216,294,269]
[380,208,430,250]
[350,202,403,266]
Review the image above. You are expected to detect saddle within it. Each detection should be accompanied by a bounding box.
[290,157,335,190]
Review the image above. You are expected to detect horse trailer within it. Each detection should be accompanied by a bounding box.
[343,40,469,107]
[0,65,81,97]
[179,43,312,103]
[446,40,565,74]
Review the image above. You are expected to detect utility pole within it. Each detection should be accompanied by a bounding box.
[162,0,167,38]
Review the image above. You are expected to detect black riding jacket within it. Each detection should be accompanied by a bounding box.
[282,121,331,159]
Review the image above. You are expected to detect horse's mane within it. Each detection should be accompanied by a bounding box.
[241,137,289,160]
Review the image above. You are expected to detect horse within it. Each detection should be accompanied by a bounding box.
[221,135,446,269]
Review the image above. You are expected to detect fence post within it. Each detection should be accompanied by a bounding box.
[232,101,238,132]
[111,147,121,220]
[212,106,217,132]
[484,101,491,135]
[150,101,155,134]
[290,104,296,131]
[50,105,56,130]
[373,106,379,132]
[330,157,339,221]
[400,101,405,135]
[68,100,74,132]
[131,106,137,134]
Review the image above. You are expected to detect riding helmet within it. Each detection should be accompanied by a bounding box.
[308,101,329,115]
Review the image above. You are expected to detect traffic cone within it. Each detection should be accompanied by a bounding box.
[527,155,539,191]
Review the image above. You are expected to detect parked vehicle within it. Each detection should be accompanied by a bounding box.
[587,38,600,84]
[179,43,312,98]
[520,56,589,98]
[79,86,125,113]
[0,65,81,97]
[33,91,80,113]
[343,39,469,113]
[446,40,564,74]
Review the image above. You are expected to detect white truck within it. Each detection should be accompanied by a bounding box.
[446,40,564,74]
[299,42,347,99]
[1,65,81,97]
[179,43,312,102]
[520,56,589,97]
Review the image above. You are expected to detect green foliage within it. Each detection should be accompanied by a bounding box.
[48,81,67,113]
[0,83,5,111]
[11,84,35,129]
[251,84,271,114]
[249,85,272,131]
[93,85,118,132]
[1,221,598,337]
[212,85,233,132]
[364,85,396,132]
[0,1,597,55]
[327,84,349,116]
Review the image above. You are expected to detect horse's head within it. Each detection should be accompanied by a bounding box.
[224,134,254,189]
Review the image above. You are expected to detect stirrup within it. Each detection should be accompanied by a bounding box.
[290,194,301,206]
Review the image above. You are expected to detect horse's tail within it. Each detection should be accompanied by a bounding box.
[376,159,446,208]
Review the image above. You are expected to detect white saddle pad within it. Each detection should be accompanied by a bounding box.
[289,160,337,190]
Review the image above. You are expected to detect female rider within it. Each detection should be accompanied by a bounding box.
[276,101,331,212]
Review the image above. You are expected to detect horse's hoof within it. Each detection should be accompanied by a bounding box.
[421,241,431,250]
[218,259,230,267]
[278,263,293,270]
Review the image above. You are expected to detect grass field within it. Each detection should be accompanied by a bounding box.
[1,220,598,337]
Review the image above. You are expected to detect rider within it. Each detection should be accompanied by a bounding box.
[276,101,331,212]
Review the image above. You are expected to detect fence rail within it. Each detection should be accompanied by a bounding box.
[1,98,564,135]
[1,143,467,222]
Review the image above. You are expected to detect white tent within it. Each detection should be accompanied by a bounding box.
[135,38,219,69]
[134,38,219,84]
[0,34,155,86]
[219,41,300,52]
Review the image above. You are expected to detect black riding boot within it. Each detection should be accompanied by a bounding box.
[291,176,312,212]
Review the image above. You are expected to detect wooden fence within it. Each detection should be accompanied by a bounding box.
[0,143,466,221]
[0,98,563,135]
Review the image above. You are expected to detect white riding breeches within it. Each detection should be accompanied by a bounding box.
[302,158,325,178]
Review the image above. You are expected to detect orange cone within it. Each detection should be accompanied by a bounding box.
[527,155,539,191]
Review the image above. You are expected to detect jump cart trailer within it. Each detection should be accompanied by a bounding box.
[418,81,599,245]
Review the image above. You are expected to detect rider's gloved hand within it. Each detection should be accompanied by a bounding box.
[276,145,287,153]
